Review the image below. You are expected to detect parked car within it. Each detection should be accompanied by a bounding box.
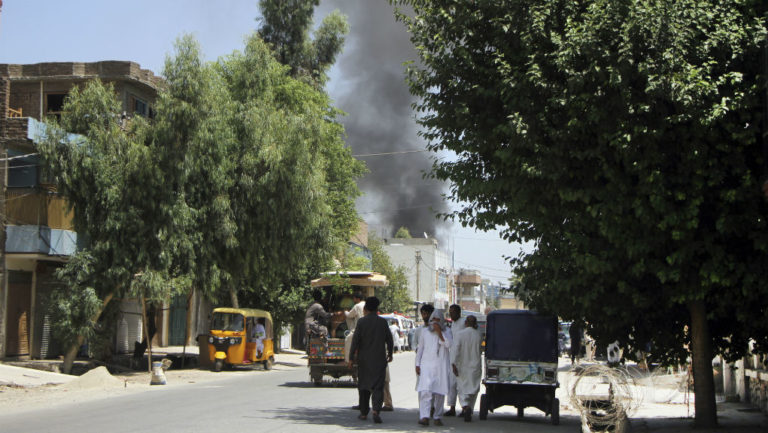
[380,313,415,351]
[558,321,572,355]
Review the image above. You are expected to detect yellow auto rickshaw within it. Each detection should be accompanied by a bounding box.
[206,308,275,372]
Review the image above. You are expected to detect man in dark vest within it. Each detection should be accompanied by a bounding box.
[348,296,393,424]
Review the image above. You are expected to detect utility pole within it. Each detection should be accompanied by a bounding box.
[415,250,422,302]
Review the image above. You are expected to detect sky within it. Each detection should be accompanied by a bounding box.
[0,0,530,285]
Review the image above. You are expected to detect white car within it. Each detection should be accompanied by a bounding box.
[380,313,415,351]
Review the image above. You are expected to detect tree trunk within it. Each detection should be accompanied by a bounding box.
[141,293,152,373]
[181,288,194,368]
[229,288,239,308]
[61,293,115,374]
[61,335,84,375]
[688,300,718,427]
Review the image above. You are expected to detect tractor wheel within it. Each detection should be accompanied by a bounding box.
[310,366,323,386]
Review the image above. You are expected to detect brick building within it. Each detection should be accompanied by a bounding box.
[0,61,161,359]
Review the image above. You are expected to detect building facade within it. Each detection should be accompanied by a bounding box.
[381,237,453,311]
[455,268,483,313]
[0,61,181,359]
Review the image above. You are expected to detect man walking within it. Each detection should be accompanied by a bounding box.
[415,308,452,426]
[445,304,465,416]
[344,292,365,363]
[569,321,583,365]
[450,315,483,422]
[348,297,393,424]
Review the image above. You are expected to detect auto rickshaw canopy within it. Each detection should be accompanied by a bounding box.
[211,307,274,336]
[311,271,389,288]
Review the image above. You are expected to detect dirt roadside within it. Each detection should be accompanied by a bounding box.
[0,352,307,416]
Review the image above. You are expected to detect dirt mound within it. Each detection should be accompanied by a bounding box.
[61,366,125,390]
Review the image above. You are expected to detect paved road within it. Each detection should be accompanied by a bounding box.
[3,351,765,433]
[0,351,578,433]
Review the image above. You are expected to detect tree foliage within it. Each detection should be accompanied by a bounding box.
[258,0,349,87]
[394,226,412,238]
[393,0,768,425]
[36,30,364,362]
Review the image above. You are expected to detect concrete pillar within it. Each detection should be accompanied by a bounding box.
[0,78,8,358]
[0,78,9,137]
[723,361,738,402]
[736,358,748,404]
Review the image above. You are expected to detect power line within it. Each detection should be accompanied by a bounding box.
[358,204,441,215]
[451,235,510,242]
[353,149,427,157]
[453,258,513,274]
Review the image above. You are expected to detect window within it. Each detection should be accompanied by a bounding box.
[438,271,447,295]
[7,149,39,187]
[130,94,154,118]
[134,98,147,117]
[45,93,67,120]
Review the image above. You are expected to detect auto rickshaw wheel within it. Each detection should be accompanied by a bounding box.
[213,359,224,372]
[263,356,273,370]
[479,394,488,420]
[551,398,560,425]
[517,406,524,417]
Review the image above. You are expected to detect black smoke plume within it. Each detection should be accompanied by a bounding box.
[317,0,450,242]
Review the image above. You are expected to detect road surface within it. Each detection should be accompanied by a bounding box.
[0,351,579,433]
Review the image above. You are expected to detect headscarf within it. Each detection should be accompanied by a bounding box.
[429,309,447,355]
[429,309,447,331]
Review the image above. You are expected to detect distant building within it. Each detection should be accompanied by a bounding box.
[482,279,506,312]
[347,220,372,268]
[498,289,526,310]
[381,237,452,311]
[455,269,483,313]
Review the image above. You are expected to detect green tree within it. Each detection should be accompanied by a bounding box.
[393,0,768,426]
[394,227,412,238]
[36,32,365,367]
[254,0,365,330]
[152,35,238,308]
[258,0,349,88]
[35,80,191,372]
[219,32,364,332]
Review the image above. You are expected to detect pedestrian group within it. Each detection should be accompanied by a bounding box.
[346,298,483,426]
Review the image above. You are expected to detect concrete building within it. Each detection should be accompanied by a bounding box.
[498,290,527,310]
[0,61,211,360]
[482,279,506,312]
[381,237,453,311]
[454,268,483,313]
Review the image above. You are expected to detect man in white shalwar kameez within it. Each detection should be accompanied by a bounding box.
[450,315,483,422]
[344,292,365,363]
[415,308,453,426]
[445,304,466,416]
[253,318,267,357]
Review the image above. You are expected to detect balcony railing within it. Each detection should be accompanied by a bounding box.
[5,189,74,230]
